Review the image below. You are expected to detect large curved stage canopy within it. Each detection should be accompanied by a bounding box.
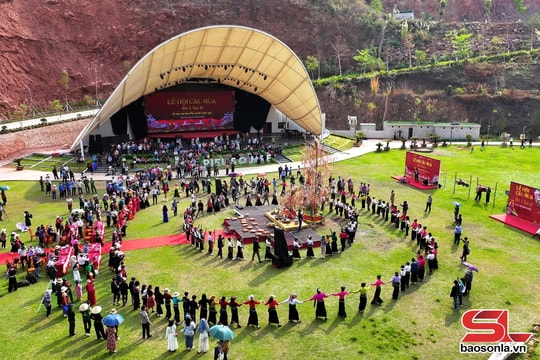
[70,25,323,151]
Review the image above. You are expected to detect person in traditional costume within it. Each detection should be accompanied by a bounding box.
[162,204,169,223]
[279,293,303,323]
[229,296,242,328]
[264,295,281,327]
[306,236,315,258]
[243,295,261,328]
[86,279,96,306]
[331,286,351,318]
[306,288,329,321]
[106,326,117,353]
[165,319,178,352]
[197,318,210,354]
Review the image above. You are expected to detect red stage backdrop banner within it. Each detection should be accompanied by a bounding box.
[145,91,235,133]
[506,182,540,224]
[404,152,441,184]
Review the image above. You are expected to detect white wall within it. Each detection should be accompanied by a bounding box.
[354,122,481,140]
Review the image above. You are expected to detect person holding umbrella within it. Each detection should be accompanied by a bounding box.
[103,309,124,340]
[209,325,235,359]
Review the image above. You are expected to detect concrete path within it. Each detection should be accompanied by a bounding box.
[0,140,529,182]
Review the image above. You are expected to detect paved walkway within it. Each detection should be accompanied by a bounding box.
[1,109,97,131]
[0,140,531,182]
[0,140,396,182]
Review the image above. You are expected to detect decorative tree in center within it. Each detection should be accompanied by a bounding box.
[283,139,331,223]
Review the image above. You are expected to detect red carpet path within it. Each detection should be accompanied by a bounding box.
[1,229,229,264]
[489,214,539,235]
[391,175,439,190]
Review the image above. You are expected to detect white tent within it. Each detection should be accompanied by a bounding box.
[70,25,323,151]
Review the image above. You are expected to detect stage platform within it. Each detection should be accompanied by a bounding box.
[489,214,539,235]
[223,205,321,250]
[391,175,439,190]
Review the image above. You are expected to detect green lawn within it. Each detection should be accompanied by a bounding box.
[322,134,355,151]
[0,145,539,360]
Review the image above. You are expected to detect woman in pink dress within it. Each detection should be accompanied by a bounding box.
[86,279,97,306]
[306,288,329,321]
[330,286,351,318]
[74,280,83,302]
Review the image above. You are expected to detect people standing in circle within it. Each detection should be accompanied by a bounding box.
[279,293,303,323]
[243,295,261,329]
[389,272,401,300]
[331,286,351,318]
[353,283,369,312]
[307,288,329,321]
[229,296,242,328]
[264,294,281,327]
[370,275,385,305]
[218,296,229,326]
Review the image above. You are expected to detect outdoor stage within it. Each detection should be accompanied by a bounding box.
[223,205,321,250]
[391,175,439,190]
[489,214,539,235]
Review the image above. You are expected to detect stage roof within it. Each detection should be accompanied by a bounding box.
[71,25,323,150]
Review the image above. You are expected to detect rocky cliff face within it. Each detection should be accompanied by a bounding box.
[0,0,538,136]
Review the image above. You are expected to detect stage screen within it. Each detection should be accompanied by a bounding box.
[506,182,540,224]
[404,152,441,184]
[145,91,235,133]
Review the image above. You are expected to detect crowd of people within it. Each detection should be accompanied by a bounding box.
[2,134,483,358]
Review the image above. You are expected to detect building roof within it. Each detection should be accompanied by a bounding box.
[71,25,322,150]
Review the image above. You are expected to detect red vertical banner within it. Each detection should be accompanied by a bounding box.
[507,182,540,224]
[404,152,441,185]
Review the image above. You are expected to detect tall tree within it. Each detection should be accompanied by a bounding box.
[305,55,320,80]
[331,36,349,76]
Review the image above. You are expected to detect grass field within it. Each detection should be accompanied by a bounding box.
[0,145,539,360]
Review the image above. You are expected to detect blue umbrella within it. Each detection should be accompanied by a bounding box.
[209,325,235,341]
[102,313,125,327]
[0,185,10,191]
